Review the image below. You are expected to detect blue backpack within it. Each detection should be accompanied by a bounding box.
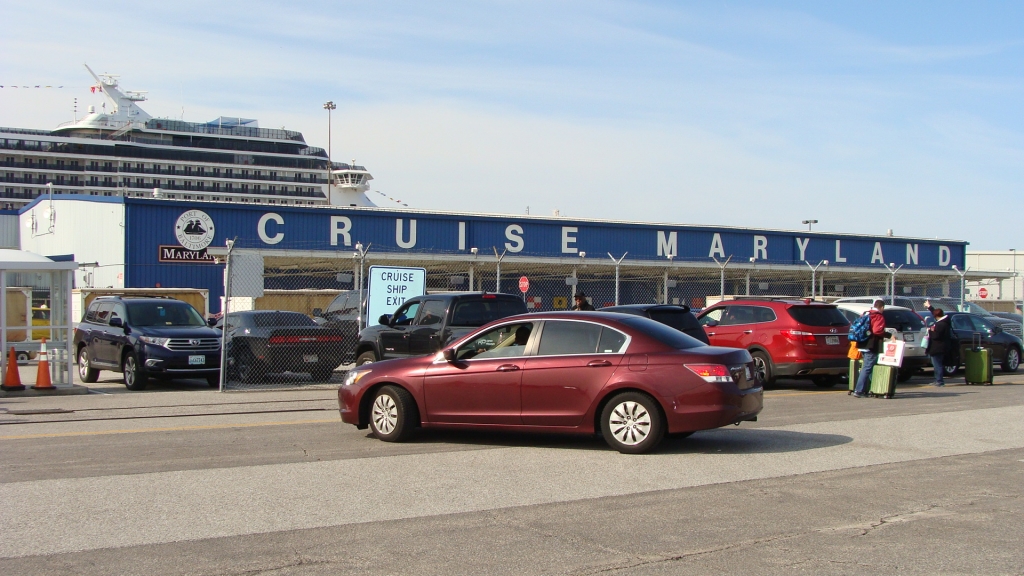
[848,313,872,344]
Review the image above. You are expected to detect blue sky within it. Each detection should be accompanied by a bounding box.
[1,1,1021,249]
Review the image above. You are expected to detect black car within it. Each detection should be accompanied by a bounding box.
[938,312,1022,376]
[597,304,709,344]
[73,297,222,390]
[312,290,362,363]
[219,310,349,383]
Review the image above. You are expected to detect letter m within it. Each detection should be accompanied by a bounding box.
[657,231,677,257]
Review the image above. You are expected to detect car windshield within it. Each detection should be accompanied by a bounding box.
[126,302,206,327]
[619,316,705,350]
[647,308,700,332]
[253,312,316,327]
[883,309,925,332]
[451,299,527,327]
[787,306,849,327]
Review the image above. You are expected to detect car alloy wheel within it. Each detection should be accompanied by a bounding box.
[751,351,774,386]
[600,392,664,454]
[78,348,99,383]
[1003,348,1020,372]
[356,351,376,366]
[122,354,147,391]
[943,357,959,377]
[368,385,418,442]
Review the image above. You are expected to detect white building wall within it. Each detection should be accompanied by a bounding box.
[18,199,126,289]
[966,250,1022,305]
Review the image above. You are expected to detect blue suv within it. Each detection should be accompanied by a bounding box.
[73,297,222,390]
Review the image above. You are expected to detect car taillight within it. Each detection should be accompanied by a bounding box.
[482,294,496,299]
[685,364,734,383]
[781,329,816,345]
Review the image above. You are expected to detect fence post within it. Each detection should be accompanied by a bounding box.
[493,247,506,292]
[218,240,235,392]
[713,255,732,300]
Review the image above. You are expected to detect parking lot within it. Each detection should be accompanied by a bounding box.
[2,369,1023,575]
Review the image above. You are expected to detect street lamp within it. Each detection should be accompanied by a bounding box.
[882,262,903,303]
[802,219,818,231]
[323,101,336,161]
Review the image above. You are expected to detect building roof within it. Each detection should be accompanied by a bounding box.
[0,249,79,270]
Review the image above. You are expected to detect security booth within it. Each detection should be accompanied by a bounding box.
[0,250,78,388]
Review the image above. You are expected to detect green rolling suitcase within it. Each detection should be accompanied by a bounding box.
[964,348,993,386]
[869,364,898,399]
[848,359,863,394]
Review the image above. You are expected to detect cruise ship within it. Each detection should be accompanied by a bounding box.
[1,65,375,209]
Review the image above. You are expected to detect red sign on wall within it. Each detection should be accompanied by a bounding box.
[519,276,530,293]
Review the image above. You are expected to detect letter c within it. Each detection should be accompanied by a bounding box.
[258,212,284,245]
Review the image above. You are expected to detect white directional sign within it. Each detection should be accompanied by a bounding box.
[366,266,427,326]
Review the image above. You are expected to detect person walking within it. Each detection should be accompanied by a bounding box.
[924,299,953,387]
[571,291,595,311]
[853,298,888,398]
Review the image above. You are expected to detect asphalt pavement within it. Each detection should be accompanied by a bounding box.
[1,371,1023,575]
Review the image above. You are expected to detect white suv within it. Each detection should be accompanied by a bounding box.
[835,303,929,382]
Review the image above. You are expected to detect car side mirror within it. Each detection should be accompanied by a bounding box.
[312,308,323,317]
[208,317,218,327]
[442,348,456,363]
[109,317,123,328]
[378,314,393,326]
[704,319,718,328]
[992,325,1003,334]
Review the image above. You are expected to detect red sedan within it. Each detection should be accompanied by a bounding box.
[338,312,763,454]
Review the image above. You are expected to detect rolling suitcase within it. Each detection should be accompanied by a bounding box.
[848,359,863,395]
[964,334,993,386]
[869,364,898,399]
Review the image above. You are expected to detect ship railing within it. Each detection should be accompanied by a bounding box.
[144,119,307,142]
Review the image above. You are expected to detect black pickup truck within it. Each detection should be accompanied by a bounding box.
[355,292,527,365]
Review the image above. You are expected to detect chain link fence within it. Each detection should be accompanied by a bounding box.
[218,246,964,390]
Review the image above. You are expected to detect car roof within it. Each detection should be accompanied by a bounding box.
[94,296,183,303]
[835,303,914,313]
[599,304,692,313]
[708,298,837,308]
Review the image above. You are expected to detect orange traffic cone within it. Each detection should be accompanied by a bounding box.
[32,338,55,391]
[2,347,25,391]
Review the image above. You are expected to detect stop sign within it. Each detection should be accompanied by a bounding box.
[979,287,988,299]
[519,276,530,293]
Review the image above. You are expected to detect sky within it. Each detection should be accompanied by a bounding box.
[1,1,1021,249]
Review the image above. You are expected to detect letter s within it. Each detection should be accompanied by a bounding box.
[505,224,524,253]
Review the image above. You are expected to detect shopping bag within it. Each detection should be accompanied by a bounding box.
[847,341,862,360]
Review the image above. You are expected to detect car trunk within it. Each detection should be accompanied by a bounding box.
[785,305,850,357]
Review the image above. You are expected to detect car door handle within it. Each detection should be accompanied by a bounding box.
[587,360,612,367]
[707,332,716,336]
[495,364,520,372]
[743,330,753,334]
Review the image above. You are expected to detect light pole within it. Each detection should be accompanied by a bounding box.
[493,247,506,292]
[952,265,968,310]
[882,262,903,303]
[713,255,733,301]
[323,101,336,161]
[802,219,818,231]
[353,242,370,329]
[608,252,627,305]
[1010,248,1017,312]
[805,260,828,300]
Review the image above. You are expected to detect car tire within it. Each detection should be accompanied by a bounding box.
[16,351,30,363]
[122,353,148,391]
[368,385,418,442]
[356,351,377,366]
[78,347,99,383]
[1002,346,1020,373]
[600,392,665,454]
[206,374,220,388]
[236,350,266,384]
[943,355,960,377]
[751,351,775,387]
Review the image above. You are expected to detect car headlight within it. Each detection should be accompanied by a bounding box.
[139,336,170,348]
[342,369,371,387]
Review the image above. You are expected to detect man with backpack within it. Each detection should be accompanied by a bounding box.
[851,298,889,398]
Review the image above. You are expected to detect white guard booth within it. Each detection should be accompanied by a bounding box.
[0,250,78,387]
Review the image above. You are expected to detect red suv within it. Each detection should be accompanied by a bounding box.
[696,299,850,387]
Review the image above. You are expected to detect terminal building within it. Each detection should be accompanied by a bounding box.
[3,194,988,315]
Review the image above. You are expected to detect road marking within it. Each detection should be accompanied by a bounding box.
[0,418,339,440]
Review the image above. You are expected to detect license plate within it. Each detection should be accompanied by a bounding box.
[303,354,318,363]
[188,355,205,365]
[904,333,914,342]
[825,336,840,346]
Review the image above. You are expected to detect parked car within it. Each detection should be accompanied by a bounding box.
[696,298,850,387]
[338,311,763,454]
[937,312,1022,376]
[218,311,349,383]
[598,304,709,344]
[73,296,222,390]
[355,292,527,365]
[312,289,362,363]
[990,311,1023,323]
[31,306,51,340]
[835,304,928,381]
[835,296,1022,337]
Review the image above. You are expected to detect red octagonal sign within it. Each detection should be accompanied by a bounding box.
[519,276,530,293]
[978,287,988,299]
